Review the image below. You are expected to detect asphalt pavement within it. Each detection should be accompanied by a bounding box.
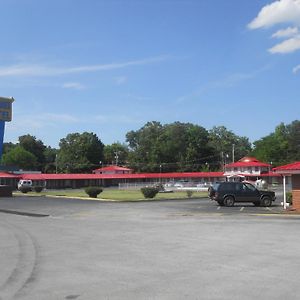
[1,195,300,300]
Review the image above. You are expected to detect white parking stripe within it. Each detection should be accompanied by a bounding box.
[217,206,221,210]
[240,207,244,211]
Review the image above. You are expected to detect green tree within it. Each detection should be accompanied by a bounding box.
[43,146,58,173]
[126,121,213,172]
[2,146,37,170]
[19,134,46,170]
[208,126,252,169]
[126,121,163,172]
[103,142,129,165]
[286,120,300,162]
[159,122,213,172]
[252,121,300,166]
[57,132,104,173]
[3,142,17,154]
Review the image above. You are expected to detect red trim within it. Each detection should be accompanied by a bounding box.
[20,171,224,181]
[226,161,270,168]
[93,166,132,172]
[0,172,21,179]
[273,162,300,173]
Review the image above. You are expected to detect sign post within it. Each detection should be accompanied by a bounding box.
[0,97,14,159]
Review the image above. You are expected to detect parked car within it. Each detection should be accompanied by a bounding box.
[17,179,32,190]
[208,181,276,207]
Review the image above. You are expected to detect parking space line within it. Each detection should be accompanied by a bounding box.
[240,207,244,212]
[217,206,221,210]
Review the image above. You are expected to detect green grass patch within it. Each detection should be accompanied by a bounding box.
[14,188,207,201]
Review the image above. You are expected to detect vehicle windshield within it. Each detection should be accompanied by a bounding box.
[212,183,220,190]
[243,182,256,191]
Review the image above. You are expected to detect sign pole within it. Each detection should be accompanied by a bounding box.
[0,120,5,159]
[0,97,14,161]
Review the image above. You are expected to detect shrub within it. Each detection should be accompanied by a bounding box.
[286,192,293,204]
[141,187,159,199]
[33,186,44,193]
[84,186,103,198]
[186,190,193,198]
[18,186,32,193]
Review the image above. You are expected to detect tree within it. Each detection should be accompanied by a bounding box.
[19,134,46,170]
[159,122,213,172]
[57,132,104,173]
[126,121,163,172]
[208,126,252,169]
[285,120,300,162]
[43,146,58,173]
[103,143,129,165]
[3,142,17,155]
[251,121,300,166]
[2,146,37,170]
[126,121,213,172]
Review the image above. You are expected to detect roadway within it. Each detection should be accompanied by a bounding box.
[0,195,299,300]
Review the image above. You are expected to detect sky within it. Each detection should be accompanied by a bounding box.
[1,0,300,148]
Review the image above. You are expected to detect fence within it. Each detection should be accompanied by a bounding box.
[119,181,211,191]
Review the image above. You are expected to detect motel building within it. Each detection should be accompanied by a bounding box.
[273,162,300,211]
[0,156,286,191]
[224,156,282,185]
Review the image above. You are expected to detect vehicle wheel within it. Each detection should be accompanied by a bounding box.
[253,201,260,207]
[223,196,234,207]
[261,196,272,207]
[208,187,214,198]
[217,200,224,206]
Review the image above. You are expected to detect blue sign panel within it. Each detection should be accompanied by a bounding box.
[0,97,13,122]
[0,97,14,159]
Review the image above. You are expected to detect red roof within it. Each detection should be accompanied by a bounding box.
[93,166,132,172]
[273,162,300,174]
[239,156,260,163]
[0,172,21,179]
[21,171,224,181]
[226,156,270,168]
[226,161,270,168]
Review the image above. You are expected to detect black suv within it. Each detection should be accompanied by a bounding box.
[208,181,276,207]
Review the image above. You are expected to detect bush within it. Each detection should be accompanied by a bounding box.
[286,192,293,204]
[84,186,103,198]
[141,187,159,199]
[186,190,193,198]
[18,186,32,193]
[33,186,44,193]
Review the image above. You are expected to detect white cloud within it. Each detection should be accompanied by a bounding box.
[62,82,85,90]
[272,26,299,38]
[9,113,80,131]
[0,55,170,78]
[249,0,300,57]
[293,64,300,73]
[42,113,80,123]
[269,36,300,53]
[248,0,300,29]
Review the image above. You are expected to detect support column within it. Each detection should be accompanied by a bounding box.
[283,175,287,210]
[0,120,5,160]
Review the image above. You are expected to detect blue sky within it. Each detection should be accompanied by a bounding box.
[1,0,300,147]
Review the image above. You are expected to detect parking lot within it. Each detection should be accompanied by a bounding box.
[1,195,300,300]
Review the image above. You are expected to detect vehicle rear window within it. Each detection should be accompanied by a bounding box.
[219,183,235,192]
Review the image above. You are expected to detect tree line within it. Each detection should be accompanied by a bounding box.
[1,120,300,173]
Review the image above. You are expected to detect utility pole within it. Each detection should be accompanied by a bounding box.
[55,154,58,174]
[232,144,235,163]
[114,151,119,166]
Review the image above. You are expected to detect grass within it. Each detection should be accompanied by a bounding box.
[14,188,208,201]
